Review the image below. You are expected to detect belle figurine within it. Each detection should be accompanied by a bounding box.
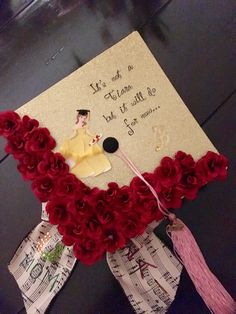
[60,109,111,178]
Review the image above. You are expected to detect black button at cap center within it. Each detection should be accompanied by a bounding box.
[103,137,119,153]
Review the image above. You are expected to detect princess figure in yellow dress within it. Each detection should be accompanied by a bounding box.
[60,109,111,178]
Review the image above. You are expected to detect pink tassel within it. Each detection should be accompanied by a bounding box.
[167,214,236,314]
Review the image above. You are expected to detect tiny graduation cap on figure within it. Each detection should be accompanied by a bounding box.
[76,109,90,115]
[1,32,235,314]
[76,109,90,121]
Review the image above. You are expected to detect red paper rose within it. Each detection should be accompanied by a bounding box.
[73,238,104,265]
[67,198,91,220]
[0,111,21,137]
[22,115,39,133]
[96,205,116,225]
[32,175,55,202]
[120,214,146,239]
[117,186,134,209]
[55,173,79,197]
[196,151,228,183]
[130,173,157,201]
[159,185,183,209]
[86,216,103,239]
[46,199,70,225]
[88,187,105,206]
[104,182,119,202]
[155,157,181,188]
[102,229,126,253]
[177,169,201,200]
[5,134,25,158]
[138,199,164,225]
[17,153,40,180]
[175,151,195,169]
[38,151,69,177]
[24,128,56,153]
[58,222,84,246]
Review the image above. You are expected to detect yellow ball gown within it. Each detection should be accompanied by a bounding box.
[60,126,111,178]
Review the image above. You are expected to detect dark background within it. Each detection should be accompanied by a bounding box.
[0,1,235,313]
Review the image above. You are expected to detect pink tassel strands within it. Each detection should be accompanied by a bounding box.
[167,215,236,314]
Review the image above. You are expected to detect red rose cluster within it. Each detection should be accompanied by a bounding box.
[0,111,228,265]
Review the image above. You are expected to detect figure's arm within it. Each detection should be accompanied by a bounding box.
[89,133,103,146]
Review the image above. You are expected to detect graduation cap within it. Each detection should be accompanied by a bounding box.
[1,32,234,314]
